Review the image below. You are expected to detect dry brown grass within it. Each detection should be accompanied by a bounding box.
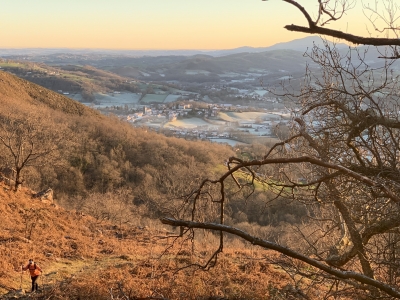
[0,181,327,299]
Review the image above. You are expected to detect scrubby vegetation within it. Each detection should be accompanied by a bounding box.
[1,181,310,300]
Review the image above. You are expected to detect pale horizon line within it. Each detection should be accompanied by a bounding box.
[0,46,269,51]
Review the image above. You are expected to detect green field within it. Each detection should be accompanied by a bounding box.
[0,62,49,73]
[0,62,25,68]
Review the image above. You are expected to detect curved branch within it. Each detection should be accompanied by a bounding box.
[275,0,400,47]
[283,0,315,27]
[160,218,400,298]
[284,24,400,47]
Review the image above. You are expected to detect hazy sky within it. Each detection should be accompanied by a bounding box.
[1,0,370,50]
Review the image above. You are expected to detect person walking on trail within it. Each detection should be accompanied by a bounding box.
[22,259,42,292]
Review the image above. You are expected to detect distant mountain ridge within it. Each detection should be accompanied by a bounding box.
[209,36,348,56]
[0,36,348,58]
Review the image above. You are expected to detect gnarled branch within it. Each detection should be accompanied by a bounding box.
[161,218,400,298]
[285,24,400,46]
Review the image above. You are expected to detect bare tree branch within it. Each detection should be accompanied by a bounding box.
[284,24,400,46]
[161,218,400,298]
[268,0,400,49]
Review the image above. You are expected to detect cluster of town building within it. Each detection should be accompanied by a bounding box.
[119,102,290,144]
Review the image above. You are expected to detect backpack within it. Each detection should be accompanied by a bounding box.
[28,263,37,270]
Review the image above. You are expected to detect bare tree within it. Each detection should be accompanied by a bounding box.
[0,109,65,191]
[161,1,400,298]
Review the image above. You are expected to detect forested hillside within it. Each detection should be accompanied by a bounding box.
[0,70,233,217]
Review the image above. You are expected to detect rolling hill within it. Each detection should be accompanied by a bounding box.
[0,61,139,102]
[0,69,98,116]
[101,49,310,83]
[1,41,313,83]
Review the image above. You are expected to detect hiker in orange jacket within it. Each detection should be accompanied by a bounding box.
[22,259,42,292]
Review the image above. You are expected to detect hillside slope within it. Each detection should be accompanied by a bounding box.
[0,181,302,300]
[0,61,139,102]
[0,70,233,201]
[0,182,138,293]
[0,70,98,116]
